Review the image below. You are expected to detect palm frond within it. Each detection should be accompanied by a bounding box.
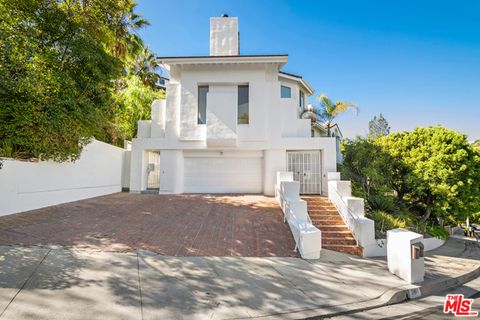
[317,93,334,115]
[332,102,357,116]
[312,93,357,132]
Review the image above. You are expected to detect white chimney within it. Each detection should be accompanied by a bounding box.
[210,15,239,56]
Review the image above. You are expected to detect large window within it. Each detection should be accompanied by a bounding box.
[197,85,209,124]
[281,85,291,98]
[299,89,305,108]
[238,85,249,124]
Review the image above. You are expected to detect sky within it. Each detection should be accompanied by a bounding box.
[136,0,480,140]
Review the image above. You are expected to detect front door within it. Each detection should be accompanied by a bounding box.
[146,151,160,190]
[287,151,322,194]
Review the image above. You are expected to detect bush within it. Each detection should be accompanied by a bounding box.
[366,210,407,238]
[426,225,449,240]
[367,195,398,213]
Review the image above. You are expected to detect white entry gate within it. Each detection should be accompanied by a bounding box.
[287,150,322,194]
[146,151,160,190]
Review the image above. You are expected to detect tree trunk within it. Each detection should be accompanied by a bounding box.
[421,192,433,222]
[397,191,404,201]
[422,206,432,222]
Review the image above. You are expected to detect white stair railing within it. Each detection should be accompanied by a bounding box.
[275,172,322,259]
[327,172,379,257]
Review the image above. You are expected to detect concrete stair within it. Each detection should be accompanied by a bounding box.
[302,196,363,256]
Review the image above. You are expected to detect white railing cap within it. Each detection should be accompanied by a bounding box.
[327,172,341,181]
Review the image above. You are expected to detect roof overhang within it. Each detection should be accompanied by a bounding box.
[313,122,343,138]
[278,71,314,95]
[157,54,288,67]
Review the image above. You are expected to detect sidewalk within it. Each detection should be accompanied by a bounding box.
[0,238,478,320]
[330,273,480,319]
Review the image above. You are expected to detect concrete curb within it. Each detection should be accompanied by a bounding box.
[243,264,480,320]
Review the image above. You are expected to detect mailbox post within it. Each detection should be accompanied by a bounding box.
[387,229,425,283]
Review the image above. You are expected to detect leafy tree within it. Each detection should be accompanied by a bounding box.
[378,126,480,223]
[368,113,390,140]
[0,0,158,161]
[342,126,480,229]
[340,138,393,198]
[472,140,480,150]
[112,75,164,143]
[0,0,121,161]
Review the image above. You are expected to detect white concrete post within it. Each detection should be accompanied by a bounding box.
[387,229,425,283]
[129,146,146,193]
[327,172,341,181]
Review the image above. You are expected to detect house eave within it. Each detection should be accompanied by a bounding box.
[157,54,288,66]
[278,71,314,95]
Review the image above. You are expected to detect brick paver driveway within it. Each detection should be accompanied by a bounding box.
[0,193,298,257]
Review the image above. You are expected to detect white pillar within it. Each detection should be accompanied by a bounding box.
[387,229,425,283]
[263,149,286,196]
[129,145,146,193]
[159,150,184,194]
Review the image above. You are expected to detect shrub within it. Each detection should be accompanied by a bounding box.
[367,195,397,213]
[426,225,449,240]
[366,210,407,238]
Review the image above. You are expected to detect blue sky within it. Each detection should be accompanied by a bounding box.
[137,0,480,140]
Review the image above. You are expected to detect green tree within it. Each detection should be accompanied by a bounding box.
[472,140,480,150]
[0,0,121,161]
[341,138,389,198]
[378,126,480,223]
[313,94,357,137]
[113,75,164,143]
[127,46,161,90]
[106,0,149,60]
[0,0,157,161]
[368,113,390,140]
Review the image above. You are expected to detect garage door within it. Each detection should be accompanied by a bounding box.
[184,154,263,193]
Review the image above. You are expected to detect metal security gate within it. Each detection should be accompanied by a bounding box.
[146,151,160,190]
[287,151,322,194]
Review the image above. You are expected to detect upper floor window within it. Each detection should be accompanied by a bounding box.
[299,89,305,108]
[281,85,291,98]
[197,85,209,124]
[238,85,249,124]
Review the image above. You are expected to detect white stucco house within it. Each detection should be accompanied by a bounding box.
[129,15,337,196]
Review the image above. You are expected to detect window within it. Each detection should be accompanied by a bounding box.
[281,85,291,98]
[238,85,249,124]
[299,89,305,108]
[197,85,209,124]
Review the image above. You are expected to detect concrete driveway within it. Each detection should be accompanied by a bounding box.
[0,193,297,257]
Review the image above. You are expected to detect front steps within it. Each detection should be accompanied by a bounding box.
[302,196,363,256]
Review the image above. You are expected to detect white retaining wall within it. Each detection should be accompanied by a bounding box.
[0,140,125,216]
[327,172,446,257]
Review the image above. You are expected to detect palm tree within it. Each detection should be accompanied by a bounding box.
[109,1,150,60]
[128,46,161,89]
[307,94,358,137]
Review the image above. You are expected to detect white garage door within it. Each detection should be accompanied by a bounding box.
[184,154,263,193]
